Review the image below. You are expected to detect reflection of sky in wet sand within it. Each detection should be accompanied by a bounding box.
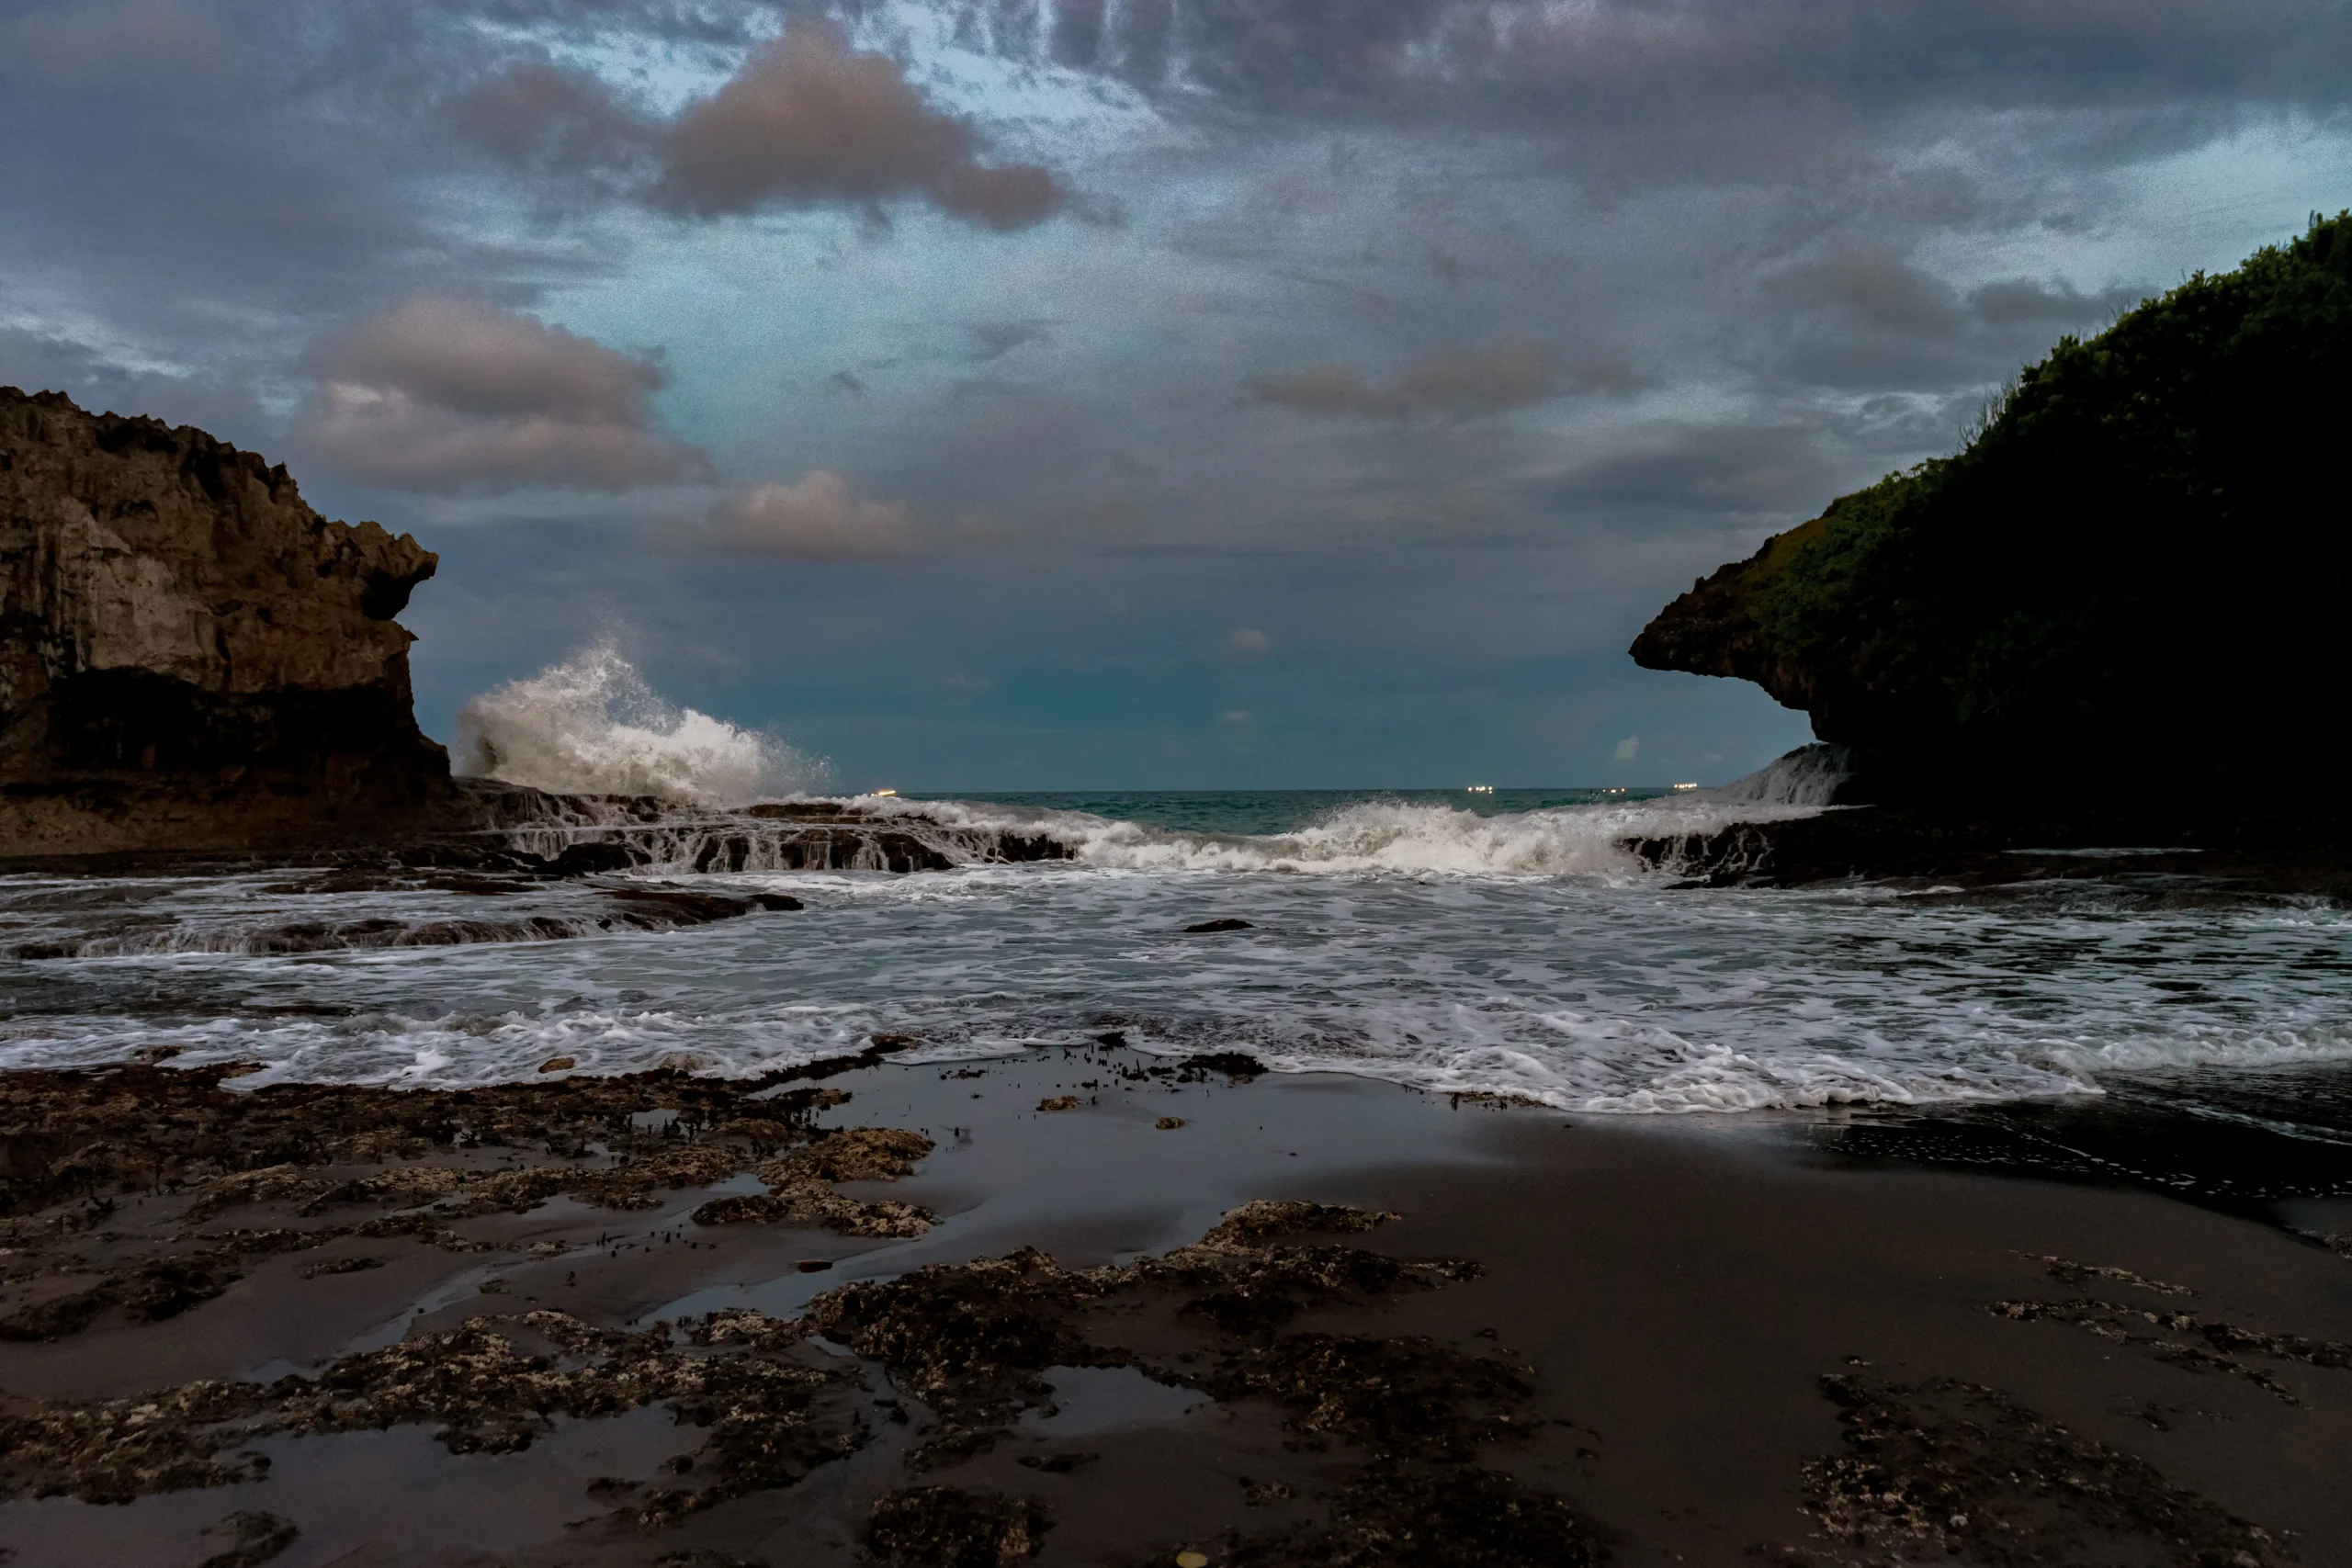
[656,1054,1490,1324]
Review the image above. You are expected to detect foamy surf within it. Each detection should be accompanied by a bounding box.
[9,667,2342,1120]
[8,847,2349,1118]
[851,792,1822,881]
[447,649,1842,882]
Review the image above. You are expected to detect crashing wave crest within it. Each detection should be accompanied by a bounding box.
[454,642,826,806]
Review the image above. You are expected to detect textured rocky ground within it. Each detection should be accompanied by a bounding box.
[0,1049,2346,1567]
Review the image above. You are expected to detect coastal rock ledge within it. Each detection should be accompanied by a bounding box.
[1,388,455,856]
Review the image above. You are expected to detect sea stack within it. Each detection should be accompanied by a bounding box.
[0,388,454,856]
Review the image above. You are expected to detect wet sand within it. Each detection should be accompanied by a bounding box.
[2,1048,2348,1567]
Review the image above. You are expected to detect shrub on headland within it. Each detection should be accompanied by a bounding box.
[1634,211,2352,800]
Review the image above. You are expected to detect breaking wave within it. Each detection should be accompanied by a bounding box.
[866,792,1823,880]
[454,642,826,806]
[10,864,2351,1116]
[1706,742,1853,807]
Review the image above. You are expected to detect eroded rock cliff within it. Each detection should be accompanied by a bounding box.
[1,389,454,855]
[1633,212,2352,805]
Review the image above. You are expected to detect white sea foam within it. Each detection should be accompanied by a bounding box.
[9,756,2351,1118]
[859,793,1821,880]
[11,853,2349,1117]
[454,641,825,806]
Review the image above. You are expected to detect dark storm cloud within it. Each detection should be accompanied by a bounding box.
[293,298,713,491]
[1970,277,2143,324]
[662,27,1061,227]
[967,321,1051,361]
[447,62,656,182]
[0,0,232,85]
[1764,243,1968,336]
[0,2,1017,390]
[898,0,2352,121]
[1745,240,2154,392]
[1759,243,2140,346]
[450,24,1066,230]
[1539,423,1838,516]
[0,2,650,386]
[1247,342,1558,419]
[809,0,2352,214]
[0,325,266,446]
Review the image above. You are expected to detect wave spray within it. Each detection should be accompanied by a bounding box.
[453,641,825,805]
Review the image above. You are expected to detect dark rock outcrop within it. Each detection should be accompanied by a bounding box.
[1,389,453,854]
[1624,804,2352,897]
[1633,213,2352,806]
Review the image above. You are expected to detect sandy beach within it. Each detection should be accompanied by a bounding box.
[4,1045,2346,1568]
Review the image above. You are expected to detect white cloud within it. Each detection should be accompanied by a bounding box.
[1228,626,1272,654]
[295,298,710,493]
[1614,735,1640,761]
[692,471,913,559]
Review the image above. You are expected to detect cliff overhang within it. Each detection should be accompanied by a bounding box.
[1632,212,2352,806]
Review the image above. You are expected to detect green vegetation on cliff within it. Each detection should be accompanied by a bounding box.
[1634,212,2352,795]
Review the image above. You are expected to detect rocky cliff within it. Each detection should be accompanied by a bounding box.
[1,389,454,855]
[1634,212,2352,805]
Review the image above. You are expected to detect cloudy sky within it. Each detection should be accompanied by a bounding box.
[4,0,2346,789]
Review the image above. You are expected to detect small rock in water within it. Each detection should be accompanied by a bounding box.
[797,1259,833,1273]
[1038,1096,1081,1112]
[1157,1117,1186,1130]
[537,1055,576,1073]
[1184,918,1253,933]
